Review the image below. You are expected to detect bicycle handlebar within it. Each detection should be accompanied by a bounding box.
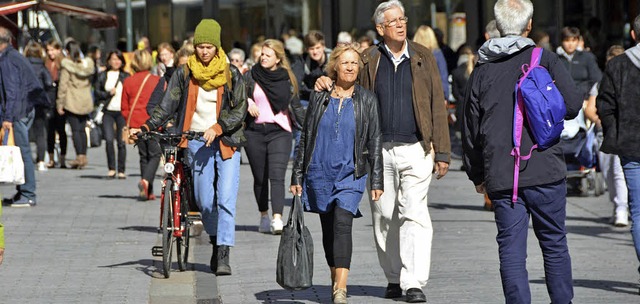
[136,130,204,143]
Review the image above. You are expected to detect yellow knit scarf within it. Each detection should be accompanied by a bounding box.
[187,49,228,90]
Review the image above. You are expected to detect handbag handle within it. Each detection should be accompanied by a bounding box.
[125,73,152,129]
[287,195,305,228]
[1,126,14,146]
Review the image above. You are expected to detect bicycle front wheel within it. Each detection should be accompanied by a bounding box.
[161,179,174,278]
[176,196,190,271]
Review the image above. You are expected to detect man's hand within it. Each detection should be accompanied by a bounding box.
[0,248,4,266]
[248,104,260,118]
[57,108,65,115]
[203,127,219,147]
[290,185,302,196]
[2,121,12,131]
[434,161,449,179]
[370,189,383,201]
[475,183,486,194]
[314,76,333,92]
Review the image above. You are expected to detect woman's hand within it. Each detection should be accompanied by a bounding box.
[128,128,141,140]
[371,189,383,201]
[203,127,219,147]
[290,185,302,196]
[248,104,260,118]
[110,88,117,96]
[0,248,4,266]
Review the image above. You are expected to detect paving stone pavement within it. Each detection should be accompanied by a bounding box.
[0,143,639,303]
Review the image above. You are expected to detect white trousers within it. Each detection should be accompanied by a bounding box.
[369,142,433,291]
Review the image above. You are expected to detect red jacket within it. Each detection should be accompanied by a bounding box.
[121,71,160,128]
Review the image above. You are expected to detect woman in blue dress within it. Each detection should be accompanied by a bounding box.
[290,45,383,304]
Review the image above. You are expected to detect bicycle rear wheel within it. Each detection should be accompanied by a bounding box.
[162,180,174,278]
[177,185,191,271]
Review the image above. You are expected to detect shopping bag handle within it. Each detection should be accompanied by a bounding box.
[1,126,14,146]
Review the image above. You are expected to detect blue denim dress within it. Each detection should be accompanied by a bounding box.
[302,97,366,217]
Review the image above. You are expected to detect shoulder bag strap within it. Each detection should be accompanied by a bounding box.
[125,74,151,128]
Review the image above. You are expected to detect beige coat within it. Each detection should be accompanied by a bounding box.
[57,58,95,115]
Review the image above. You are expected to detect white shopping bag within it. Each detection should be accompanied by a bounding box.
[0,127,25,185]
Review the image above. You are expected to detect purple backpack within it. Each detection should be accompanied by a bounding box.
[511,47,566,202]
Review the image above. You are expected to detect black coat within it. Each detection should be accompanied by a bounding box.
[243,71,306,130]
[462,46,583,192]
[291,84,383,191]
[597,53,640,158]
[28,57,53,108]
[558,50,602,100]
[94,70,130,108]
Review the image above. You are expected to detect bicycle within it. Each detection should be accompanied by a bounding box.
[142,130,202,278]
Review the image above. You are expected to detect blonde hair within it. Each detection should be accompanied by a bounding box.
[413,25,440,50]
[130,49,153,72]
[325,44,363,81]
[262,39,298,95]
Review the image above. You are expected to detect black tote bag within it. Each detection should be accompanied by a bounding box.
[276,195,314,290]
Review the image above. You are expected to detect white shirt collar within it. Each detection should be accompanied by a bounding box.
[384,40,410,67]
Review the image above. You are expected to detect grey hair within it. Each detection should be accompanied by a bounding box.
[494,0,534,36]
[0,27,12,44]
[229,48,246,61]
[634,14,640,42]
[485,20,500,39]
[372,0,405,25]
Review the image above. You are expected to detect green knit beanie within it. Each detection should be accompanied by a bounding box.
[193,19,222,48]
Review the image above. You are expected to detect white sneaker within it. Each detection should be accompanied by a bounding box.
[615,210,629,227]
[271,218,284,235]
[37,161,48,171]
[258,215,271,233]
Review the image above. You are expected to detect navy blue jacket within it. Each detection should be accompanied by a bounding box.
[0,46,49,122]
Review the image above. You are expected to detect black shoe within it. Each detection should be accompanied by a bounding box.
[385,283,402,299]
[405,288,426,303]
[216,245,231,276]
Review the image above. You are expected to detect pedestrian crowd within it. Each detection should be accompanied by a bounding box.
[1,0,640,303]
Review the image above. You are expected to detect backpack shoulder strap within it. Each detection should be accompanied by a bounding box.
[530,47,543,68]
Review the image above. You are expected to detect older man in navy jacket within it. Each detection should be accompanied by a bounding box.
[462,0,582,303]
[0,27,49,207]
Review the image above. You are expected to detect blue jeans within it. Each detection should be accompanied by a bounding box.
[187,139,240,247]
[488,179,573,304]
[620,156,640,270]
[12,110,36,201]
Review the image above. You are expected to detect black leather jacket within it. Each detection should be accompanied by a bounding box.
[291,84,383,191]
[144,64,247,148]
[94,70,130,108]
[243,72,306,130]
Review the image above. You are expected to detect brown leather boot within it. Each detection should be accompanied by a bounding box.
[69,155,87,169]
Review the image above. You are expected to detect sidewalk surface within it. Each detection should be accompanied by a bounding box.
[0,143,638,303]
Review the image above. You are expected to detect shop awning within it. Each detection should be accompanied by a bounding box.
[0,0,118,29]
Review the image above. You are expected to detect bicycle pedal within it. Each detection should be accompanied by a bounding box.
[151,246,163,257]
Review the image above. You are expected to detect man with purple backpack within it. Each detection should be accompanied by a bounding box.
[462,0,582,303]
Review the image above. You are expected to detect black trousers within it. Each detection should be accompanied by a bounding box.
[137,138,161,194]
[31,106,50,162]
[102,110,127,172]
[66,112,88,156]
[244,123,292,215]
[319,207,354,269]
[47,110,67,155]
